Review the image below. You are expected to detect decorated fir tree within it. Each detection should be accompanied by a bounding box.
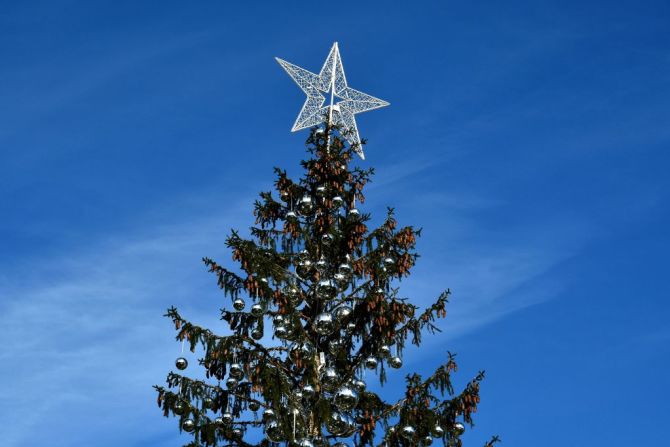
[154,43,498,447]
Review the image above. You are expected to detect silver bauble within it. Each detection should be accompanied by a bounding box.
[250,303,264,316]
[453,422,465,435]
[248,401,260,411]
[379,344,391,359]
[182,418,196,432]
[328,338,344,355]
[273,314,285,326]
[346,322,356,332]
[320,367,339,392]
[175,357,188,370]
[233,298,245,311]
[431,425,444,437]
[222,411,233,424]
[313,312,335,335]
[284,284,302,306]
[265,420,283,442]
[316,279,337,299]
[173,400,186,415]
[422,435,434,446]
[334,272,348,288]
[226,377,238,389]
[262,408,275,421]
[202,397,214,409]
[316,185,327,197]
[326,411,348,436]
[298,195,313,215]
[280,190,290,202]
[364,356,378,369]
[332,443,349,447]
[332,196,344,208]
[335,305,353,322]
[231,427,243,438]
[274,325,289,339]
[251,328,263,340]
[321,233,334,245]
[333,386,358,411]
[229,363,244,380]
[315,257,328,273]
[351,378,366,393]
[388,356,403,369]
[337,263,353,276]
[302,384,316,399]
[292,389,304,400]
[401,425,416,439]
[296,259,312,277]
[214,416,225,427]
[286,210,298,221]
[298,439,315,447]
[383,256,395,266]
[347,208,360,221]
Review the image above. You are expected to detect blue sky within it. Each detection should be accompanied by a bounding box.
[1,1,669,446]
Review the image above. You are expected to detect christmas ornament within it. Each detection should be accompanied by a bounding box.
[431,425,444,438]
[453,422,465,435]
[251,303,264,316]
[351,378,366,393]
[326,411,355,436]
[333,386,358,411]
[175,357,188,370]
[334,272,348,288]
[231,427,243,438]
[302,384,316,399]
[290,341,315,360]
[401,425,416,439]
[284,284,303,306]
[314,312,335,335]
[233,298,246,311]
[379,344,391,358]
[298,195,313,214]
[315,256,328,273]
[316,279,337,299]
[182,418,196,432]
[422,435,434,446]
[320,367,340,391]
[298,439,315,447]
[389,356,403,369]
[251,328,263,340]
[332,443,349,447]
[383,256,395,266]
[316,185,327,197]
[332,196,344,208]
[214,416,225,428]
[321,233,334,245]
[364,356,378,369]
[229,363,244,380]
[337,262,353,276]
[345,322,356,332]
[347,208,360,221]
[173,400,186,415]
[280,190,290,202]
[276,42,389,159]
[335,305,353,322]
[248,401,260,411]
[222,411,234,424]
[297,259,313,277]
[202,397,214,409]
[275,325,289,339]
[263,409,276,421]
[226,377,238,389]
[286,210,298,221]
[273,314,285,326]
[265,420,283,442]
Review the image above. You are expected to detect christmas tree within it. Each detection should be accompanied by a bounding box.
[154,43,498,447]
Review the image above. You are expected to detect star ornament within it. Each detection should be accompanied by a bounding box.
[276,42,389,159]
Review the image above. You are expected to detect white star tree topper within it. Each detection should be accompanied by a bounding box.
[276,42,389,160]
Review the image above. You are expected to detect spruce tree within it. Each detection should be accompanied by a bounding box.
[154,123,498,447]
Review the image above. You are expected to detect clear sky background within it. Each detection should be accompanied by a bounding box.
[1,1,669,446]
